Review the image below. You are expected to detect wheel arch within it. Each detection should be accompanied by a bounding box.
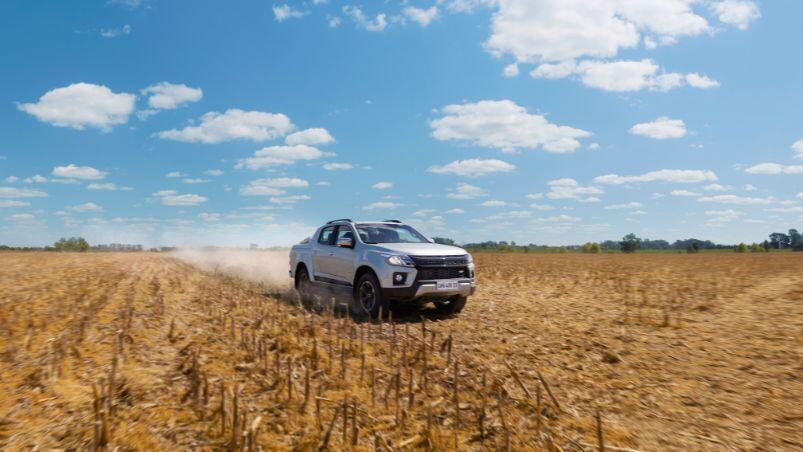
[353,265,378,289]
[294,262,309,288]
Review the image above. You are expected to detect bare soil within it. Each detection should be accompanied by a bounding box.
[0,252,800,450]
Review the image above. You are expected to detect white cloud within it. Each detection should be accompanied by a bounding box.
[705,209,744,223]
[166,171,183,178]
[404,6,439,27]
[0,200,29,208]
[0,187,47,198]
[792,139,803,159]
[363,202,402,210]
[273,4,306,21]
[447,182,486,199]
[204,169,224,177]
[182,178,209,184]
[532,214,580,224]
[430,100,590,153]
[88,183,132,191]
[285,128,334,146]
[744,163,803,175]
[503,63,519,77]
[670,189,700,197]
[343,5,387,31]
[52,164,107,180]
[446,208,465,214]
[152,190,208,206]
[530,203,554,211]
[69,202,103,212]
[526,193,543,199]
[766,206,803,213]
[6,213,36,222]
[141,82,203,110]
[710,0,760,30]
[485,0,719,64]
[4,176,19,183]
[18,83,135,131]
[797,192,803,199]
[237,145,334,169]
[412,209,435,217]
[697,195,772,205]
[629,117,687,140]
[531,59,717,92]
[24,175,48,184]
[703,184,731,191]
[481,200,508,207]
[100,24,131,38]
[605,202,643,209]
[240,178,308,196]
[594,169,717,184]
[270,195,311,204]
[372,181,393,190]
[546,178,603,201]
[198,212,220,222]
[157,109,294,144]
[686,73,720,89]
[427,158,515,178]
[323,163,353,171]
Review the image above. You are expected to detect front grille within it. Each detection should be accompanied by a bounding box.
[416,267,469,280]
[410,255,469,267]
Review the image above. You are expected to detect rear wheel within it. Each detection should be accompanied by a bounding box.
[433,295,467,315]
[295,266,312,299]
[352,272,389,319]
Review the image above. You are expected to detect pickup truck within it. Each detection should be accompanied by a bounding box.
[289,219,475,317]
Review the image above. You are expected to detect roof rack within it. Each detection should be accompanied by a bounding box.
[326,218,353,224]
[383,219,402,223]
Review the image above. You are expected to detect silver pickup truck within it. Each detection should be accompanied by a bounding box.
[289,219,475,317]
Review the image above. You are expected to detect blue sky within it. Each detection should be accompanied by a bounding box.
[1,0,801,247]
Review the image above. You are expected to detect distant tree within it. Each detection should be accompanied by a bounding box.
[619,233,642,253]
[735,243,748,253]
[686,242,700,253]
[763,240,771,251]
[750,243,762,252]
[54,237,90,252]
[790,229,803,251]
[769,232,791,249]
[582,242,601,253]
[432,237,456,246]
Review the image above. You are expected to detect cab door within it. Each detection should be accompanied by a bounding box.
[312,226,336,280]
[328,225,358,285]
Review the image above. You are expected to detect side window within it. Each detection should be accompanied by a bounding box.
[335,226,355,244]
[318,226,335,245]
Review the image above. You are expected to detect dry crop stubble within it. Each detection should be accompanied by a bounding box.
[0,251,800,450]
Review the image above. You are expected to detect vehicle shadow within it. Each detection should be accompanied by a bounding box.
[258,283,452,324]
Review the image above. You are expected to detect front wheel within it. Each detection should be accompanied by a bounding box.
[433,295,467,315]
[352,272,389,319]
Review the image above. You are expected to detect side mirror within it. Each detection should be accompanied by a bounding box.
[336,237,354,248]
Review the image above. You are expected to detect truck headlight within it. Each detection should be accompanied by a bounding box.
[385,254,415,267]
[466,253,473,264]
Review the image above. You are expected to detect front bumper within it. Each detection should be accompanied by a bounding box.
[382,278,475,301]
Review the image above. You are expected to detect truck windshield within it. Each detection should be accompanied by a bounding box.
[356,223,431,244]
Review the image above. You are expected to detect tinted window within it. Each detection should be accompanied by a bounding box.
[335,226,355,242]
[318,226,335,245]
[356,223,430,244]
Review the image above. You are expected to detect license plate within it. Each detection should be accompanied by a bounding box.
[436,281,460,291]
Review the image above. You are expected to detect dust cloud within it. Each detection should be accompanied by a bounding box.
[171,248,293,289]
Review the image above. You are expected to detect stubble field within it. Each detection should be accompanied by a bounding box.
[0,251,800,451]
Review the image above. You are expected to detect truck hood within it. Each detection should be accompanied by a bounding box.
[369,242,468,256]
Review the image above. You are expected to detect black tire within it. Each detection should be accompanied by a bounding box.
[433,295,468,315]
[295,266,312,299]
[352,272,390,319]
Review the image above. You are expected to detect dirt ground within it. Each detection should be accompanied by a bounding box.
[0,251,800,451]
